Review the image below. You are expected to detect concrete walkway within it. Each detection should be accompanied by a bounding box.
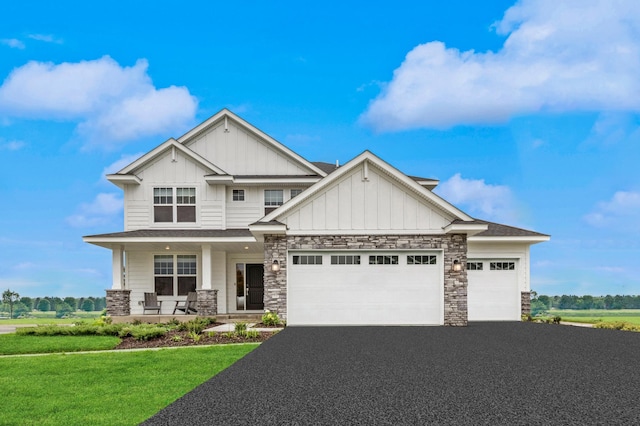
[205,323,283,332]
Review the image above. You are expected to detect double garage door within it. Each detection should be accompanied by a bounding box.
[288,251,442,325]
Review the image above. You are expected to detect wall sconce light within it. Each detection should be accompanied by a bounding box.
[452,259,462,272]
[271,260,280,272]
[165,245,170,251]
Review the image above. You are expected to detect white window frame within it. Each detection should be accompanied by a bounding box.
[153,186,197,224]
[154,254,198,296]
[290,189,303,198]
[232,189,245,201]
[264,189,284,206]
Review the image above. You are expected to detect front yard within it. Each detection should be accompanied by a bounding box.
[0,344,259,425]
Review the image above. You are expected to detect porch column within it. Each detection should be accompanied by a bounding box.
[201,244,212,290]
[112,246,124,290]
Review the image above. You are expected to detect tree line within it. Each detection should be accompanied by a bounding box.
[532,293,640,313]
[1,289,106,319]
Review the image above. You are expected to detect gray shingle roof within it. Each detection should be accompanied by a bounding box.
[452,219,549,238]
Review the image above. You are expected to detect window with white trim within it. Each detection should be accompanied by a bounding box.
[467,262,483,270]
[407,255,437,265]
[264,189,284,215]
[290,189,303,198]
[292,255,323,265]
[154,254,197,296]
[232,189,245,201]
[369,255,399,265]
[490,262,515,271]
[331,255,361,265]
[153,187,196,223]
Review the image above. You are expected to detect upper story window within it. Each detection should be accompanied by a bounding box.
[154,187,196,223]
[264,189,284,215]
[290,189,303,198]
[232,189,245,201]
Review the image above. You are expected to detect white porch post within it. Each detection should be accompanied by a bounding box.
[201,244,212,290]
[111,246,124,290]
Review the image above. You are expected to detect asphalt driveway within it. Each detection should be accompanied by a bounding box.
[143,323,640,425]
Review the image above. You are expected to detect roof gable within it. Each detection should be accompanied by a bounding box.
[113,138,227,177]
[179,109,327,177]
[260,151,473,233]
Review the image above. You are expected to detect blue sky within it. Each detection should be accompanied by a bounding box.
[1,0,639,297]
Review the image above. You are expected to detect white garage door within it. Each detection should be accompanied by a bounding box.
[288,252,442,325]
[467,260,520,321]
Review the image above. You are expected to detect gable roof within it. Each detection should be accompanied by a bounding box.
[178,109,327,177]
[457,219,550,242]
[111,138,228,177]
[258,150,475,225]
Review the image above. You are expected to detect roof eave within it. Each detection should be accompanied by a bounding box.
[443,223,489,236]
[468,235,551,244]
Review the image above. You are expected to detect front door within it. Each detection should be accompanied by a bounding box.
[246,264,264,310]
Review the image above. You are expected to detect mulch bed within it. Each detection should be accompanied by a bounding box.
[115,329,278,350]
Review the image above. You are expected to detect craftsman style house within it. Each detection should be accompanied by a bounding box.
[84,109,549,326]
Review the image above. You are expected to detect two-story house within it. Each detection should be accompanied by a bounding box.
[84,109,549,326]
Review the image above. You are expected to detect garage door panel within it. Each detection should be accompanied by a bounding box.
[288,252,442,325]
[468,260,519,321]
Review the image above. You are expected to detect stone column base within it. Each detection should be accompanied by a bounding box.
[521,291,531,316]
[106,289,131,316]
[197,289,218,317]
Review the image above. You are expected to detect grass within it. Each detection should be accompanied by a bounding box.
[548,309,640,325]
[0,334,121,355]
[0,311,101,325]
[0,344,259,425]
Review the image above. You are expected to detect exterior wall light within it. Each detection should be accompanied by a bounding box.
[272,260,280,272]
[165,245,170,250]
[452,259,462,272]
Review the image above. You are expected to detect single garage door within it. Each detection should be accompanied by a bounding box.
[288,252,442,325]
[467,260,520,321]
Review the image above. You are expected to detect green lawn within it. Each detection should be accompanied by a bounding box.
[0,334,121,355]
[0,344,259,425]
[549,309,640,325]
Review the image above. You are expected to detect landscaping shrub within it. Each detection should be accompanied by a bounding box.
[594,321,640,332]
[176,317,214,334]
[553,316,562,324]
[262,310,281,326]
[234,322,248,333]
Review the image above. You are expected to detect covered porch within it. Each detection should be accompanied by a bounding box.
[83,229,269,316]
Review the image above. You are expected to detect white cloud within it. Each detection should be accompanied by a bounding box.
[27,34,63,44]
[361,0,640,131]
[585,190,640,230]
[435,173,518,223]
[66,192,123,228]
[1,38,25,49]
[0,140,25,150]
[0,56,197,148]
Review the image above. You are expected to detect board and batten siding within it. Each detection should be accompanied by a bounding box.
[185,120,315,176]
[279,163,452,232]
[123,149,225,230]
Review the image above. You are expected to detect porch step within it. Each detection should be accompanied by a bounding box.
[216,314,263,323]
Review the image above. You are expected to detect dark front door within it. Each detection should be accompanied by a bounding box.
[246,264,264,310]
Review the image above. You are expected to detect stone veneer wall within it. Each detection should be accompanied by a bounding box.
[197,289,218,316]
[521,291,531,316]
[106,289,131,316]
[263,234,468,326]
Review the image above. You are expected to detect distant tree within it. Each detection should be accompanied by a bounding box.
[604,295,614,309]
[81,299,94,312]
[19,297,33,311]
[37,298,51,312]
[592,298,605,309]
[581,295,594,310]
[55,303,74,318]
[538,295,551,309]
[531,300,548,316]
[64,297,77,310]
[558,295,574,310]
[94,297,106,311]
[14,302,30,317]
[2,289,20,319]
